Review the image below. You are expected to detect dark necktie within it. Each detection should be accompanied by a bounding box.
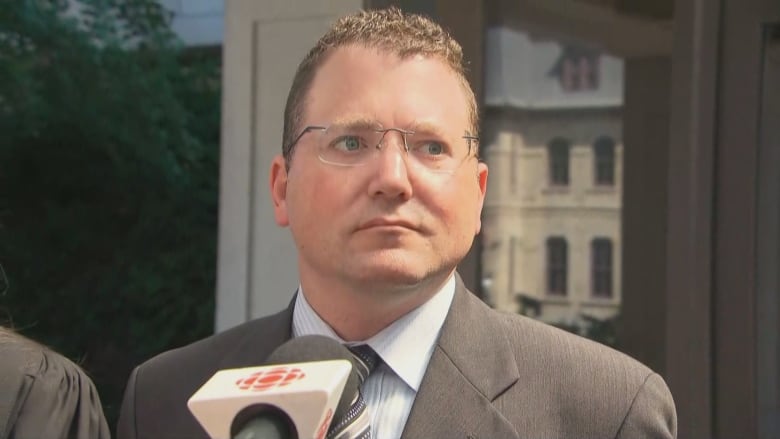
[326,345,380,439]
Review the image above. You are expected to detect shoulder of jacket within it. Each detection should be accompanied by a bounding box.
[493,309,656,380]
[137,308,290,375]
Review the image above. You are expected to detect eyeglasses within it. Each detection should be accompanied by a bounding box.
[287,123,479,173]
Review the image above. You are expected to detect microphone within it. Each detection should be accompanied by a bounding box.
[187,335,361,439]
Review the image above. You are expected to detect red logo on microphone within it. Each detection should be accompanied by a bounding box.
[235,367,306,391]
[316,408,333,439]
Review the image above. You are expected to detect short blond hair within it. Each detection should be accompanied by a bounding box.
[281,7,478,166]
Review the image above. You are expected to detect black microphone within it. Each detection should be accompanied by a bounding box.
[188,335,360,439]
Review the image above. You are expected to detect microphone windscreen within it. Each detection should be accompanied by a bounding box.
[265,335,360,424]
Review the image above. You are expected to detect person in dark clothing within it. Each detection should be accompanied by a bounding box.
[0,327,110,439]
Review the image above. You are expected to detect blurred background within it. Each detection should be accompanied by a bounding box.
[0,0,777,438]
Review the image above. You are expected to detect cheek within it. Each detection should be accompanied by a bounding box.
[432,177,483,228]
[288,189,320,228]
[286,172,352,224]
[286,187,326,250]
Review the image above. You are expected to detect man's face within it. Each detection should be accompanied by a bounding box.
[270,45,488,292]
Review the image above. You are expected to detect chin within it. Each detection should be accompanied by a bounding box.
[341,258,426,286]
[345,257,449,291]
[336,248,455,287]
[351,265,425,285]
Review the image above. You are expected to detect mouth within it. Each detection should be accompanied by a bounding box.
[357,218,420,232]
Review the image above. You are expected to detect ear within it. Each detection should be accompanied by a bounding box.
[474,161,489,235]
[270,155,290,227]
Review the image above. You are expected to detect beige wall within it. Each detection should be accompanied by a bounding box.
[216,0,362,332]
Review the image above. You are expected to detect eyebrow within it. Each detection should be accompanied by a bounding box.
[329,117,383,130]
[327,117,472,138]
[407,120,477,139]
[407,121,446,136]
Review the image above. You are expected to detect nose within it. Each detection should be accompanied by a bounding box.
[366,131,413,200]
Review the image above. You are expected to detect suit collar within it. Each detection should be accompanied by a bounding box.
[402,275,520,439]
[293,278,455,392]
[221,284,522,438]
[217,294,296,369]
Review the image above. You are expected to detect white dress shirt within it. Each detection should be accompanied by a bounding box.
[292,276,455,439]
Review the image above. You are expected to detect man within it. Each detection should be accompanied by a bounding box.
[118,8,677,439]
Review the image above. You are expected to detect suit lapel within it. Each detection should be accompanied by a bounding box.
[207,287,521,437]
[401,276,520,439]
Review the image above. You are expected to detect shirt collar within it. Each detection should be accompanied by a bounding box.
[292,276,455,392]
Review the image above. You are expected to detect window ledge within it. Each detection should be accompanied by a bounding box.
[540,295,570,304]
[586,185,617,194]
[542,186,571,195]
[581,298,620,307]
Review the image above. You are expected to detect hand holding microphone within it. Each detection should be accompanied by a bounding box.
[188,335,363,439]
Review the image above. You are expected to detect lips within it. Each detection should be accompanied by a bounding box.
[358,217,420,231]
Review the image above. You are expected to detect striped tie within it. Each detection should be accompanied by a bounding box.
[327,345,380,439]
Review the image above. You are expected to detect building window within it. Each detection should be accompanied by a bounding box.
[549,138,570,186]
[594,136,615,185]
[548,45,601,92]
[591,238,613,298]
[546,237,568,296]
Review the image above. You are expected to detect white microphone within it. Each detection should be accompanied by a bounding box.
[187,336,361,439]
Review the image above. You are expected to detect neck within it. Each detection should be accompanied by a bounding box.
[300,272,453,341]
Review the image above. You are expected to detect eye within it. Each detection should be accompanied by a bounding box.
[414,140,447,156]
[333,135,363,152]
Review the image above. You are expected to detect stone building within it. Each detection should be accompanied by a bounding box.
[480,26,623,328]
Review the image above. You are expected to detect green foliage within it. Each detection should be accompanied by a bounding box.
[0,0,220,429]
[551,314,619,348]
[580,314,619,348]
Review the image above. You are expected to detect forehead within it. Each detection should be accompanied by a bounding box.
[303,45,471,132]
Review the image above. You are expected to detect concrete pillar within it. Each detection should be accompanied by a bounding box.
[216,0,362,332]
[619,56,670,373]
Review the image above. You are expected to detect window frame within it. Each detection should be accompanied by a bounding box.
[546,236,568,296]
[593,136,616,186]
[548,137,571,186]
[591,237,613,298]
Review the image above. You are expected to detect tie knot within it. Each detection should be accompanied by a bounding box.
[347,344,379,383]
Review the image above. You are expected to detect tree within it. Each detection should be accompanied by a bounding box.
[0,0,220,429]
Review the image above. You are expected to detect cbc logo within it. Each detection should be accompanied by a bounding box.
[235,367,306,391]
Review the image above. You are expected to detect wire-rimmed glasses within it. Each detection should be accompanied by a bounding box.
[287,122,479,173]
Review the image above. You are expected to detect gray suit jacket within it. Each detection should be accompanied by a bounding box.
[118,278,677,439]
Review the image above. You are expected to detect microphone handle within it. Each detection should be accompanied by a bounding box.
[232,416,296,439]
